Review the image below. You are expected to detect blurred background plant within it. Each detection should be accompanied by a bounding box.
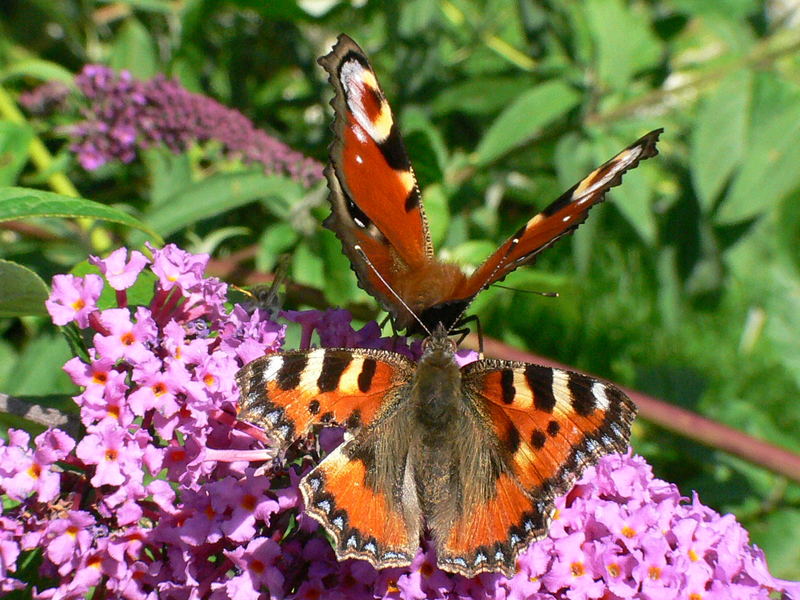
[1,0,799,582]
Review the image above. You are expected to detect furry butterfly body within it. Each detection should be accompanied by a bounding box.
[319,34,662,333]
[236,325,637,577]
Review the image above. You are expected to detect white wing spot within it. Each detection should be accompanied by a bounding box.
[262,357,283,384]
[591,382,611,411]
[355,154,363,164]
[352,123,367,144]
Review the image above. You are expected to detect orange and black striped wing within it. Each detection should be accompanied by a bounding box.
[436,360,637,577]
[300,438,420,570]
[456,129,662,300]
[236,347,414,445]
[319,34,432,311]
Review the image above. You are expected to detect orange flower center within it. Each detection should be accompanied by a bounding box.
[621,526,636,538]
[570,562,585,577]
[241,494,257,511]
[250,559,265,574]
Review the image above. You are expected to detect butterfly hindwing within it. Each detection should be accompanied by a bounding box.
[457,129,662,300]
[301,443,420,569]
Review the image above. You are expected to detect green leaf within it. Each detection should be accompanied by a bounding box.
[718,77,800,223]
[669,0,760,19]
[420,184,450,248]
[0,260,49,317]
[691,69,751,211]
[228,0,309,19]
[398,0,438,36]
[142,149,193,205]
[431,77,529,117]
[473,81,580,166]
[749,509,800,579]
[109,17,158,79]
[0,59,75,85]
[72,260,157,310]
[584,0,661,90]
[2,331,74,396]
[0,122,33,186]
[98,0,175,13]
[0,186,161,241]
[140,171,303,238]
[448,240,497,267]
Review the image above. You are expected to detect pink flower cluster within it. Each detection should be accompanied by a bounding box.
[0,245,796,599]
[20,65,323,185]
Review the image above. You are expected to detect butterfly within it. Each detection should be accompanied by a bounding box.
[237,323,637,577]
[319,34,662,334]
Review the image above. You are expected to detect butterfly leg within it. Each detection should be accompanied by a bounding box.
[451,314,484,355]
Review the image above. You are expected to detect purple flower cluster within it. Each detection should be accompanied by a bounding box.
[21,66,323,185]
[1,244,797,599]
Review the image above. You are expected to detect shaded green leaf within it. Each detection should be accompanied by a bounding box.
[0,121,33,186]
[420,184,450,248]
[2,332,74,396]
[109,18,158,79]
[584,0,661,90]
[749,509,800,580]
[473,81,580,165]
[431,77,528,116]
[718,79,800,223]
[1,59,75,84]
[0,260,49,317]
[141,171,304,238]
[0,186,160,241]
[691,69,751,211]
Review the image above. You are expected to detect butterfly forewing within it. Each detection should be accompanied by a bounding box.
[320,35,431,271]
[236,347,414,445]
[458,129,663,300]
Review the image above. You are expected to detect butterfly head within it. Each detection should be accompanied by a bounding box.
[420,322,457,364]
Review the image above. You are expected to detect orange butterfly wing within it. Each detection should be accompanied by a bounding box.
[237,348,410,443]
[237,347,422,567]
[319,35,433,309]
[435,361,637,576]
[456,129,662,301]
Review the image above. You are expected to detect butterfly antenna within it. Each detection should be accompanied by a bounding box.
[353,245,432,337]
[492,284,559,298]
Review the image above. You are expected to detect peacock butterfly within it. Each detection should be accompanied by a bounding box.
[319,34,661,333]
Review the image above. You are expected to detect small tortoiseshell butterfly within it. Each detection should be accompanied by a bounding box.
[319,34,662,334]
[237,323,637,577]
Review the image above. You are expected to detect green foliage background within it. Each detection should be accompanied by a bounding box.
[1,0,799,579]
